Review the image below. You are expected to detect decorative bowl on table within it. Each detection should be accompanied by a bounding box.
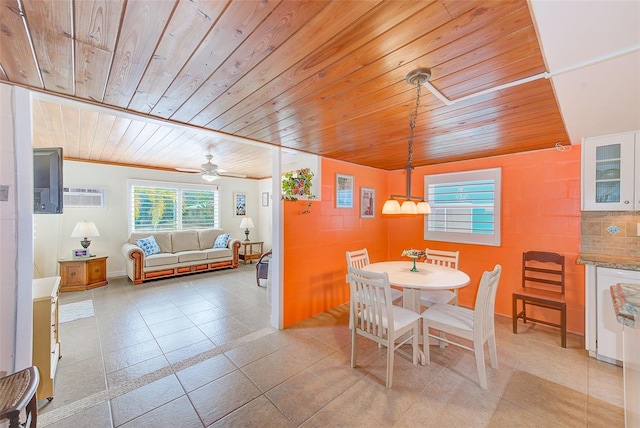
[402,249,426,272]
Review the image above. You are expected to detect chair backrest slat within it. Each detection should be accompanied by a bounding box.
[522,251,565,294]
[425,249,459,270]
[348,266,393,340]
[473,264,502,341]
[346,248,370,270]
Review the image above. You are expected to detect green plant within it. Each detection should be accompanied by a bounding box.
[282,168,315,213]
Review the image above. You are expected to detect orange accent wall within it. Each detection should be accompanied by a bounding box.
[283,148,584,334]
[283,159,389,327]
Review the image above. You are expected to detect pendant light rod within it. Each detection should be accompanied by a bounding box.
[382,68,432,215]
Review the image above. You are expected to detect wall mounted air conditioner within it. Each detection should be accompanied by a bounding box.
[63,187,105,208]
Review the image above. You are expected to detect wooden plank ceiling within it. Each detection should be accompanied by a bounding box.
[0,0,569,179]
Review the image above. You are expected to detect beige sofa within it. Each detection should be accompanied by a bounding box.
[121,228,240,284]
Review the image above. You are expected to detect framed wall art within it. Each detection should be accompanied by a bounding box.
[336,174,354,208]
[360,187,375,218]
[234,192,247,216]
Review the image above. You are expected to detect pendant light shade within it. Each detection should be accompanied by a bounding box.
[382,199,402,214]
[382,68,433,215]
[400,200,418,214]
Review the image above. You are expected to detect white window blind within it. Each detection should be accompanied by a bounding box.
[424,168,501,246]
[128,180,218,233]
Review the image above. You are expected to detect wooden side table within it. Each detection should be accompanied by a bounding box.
[59,256,108,292]
[239,241,264,265]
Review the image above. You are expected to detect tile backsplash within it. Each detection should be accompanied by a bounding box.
[581,211,640,257]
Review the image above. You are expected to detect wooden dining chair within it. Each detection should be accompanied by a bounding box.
[422,264,502,389]
[0,366,39,428]
[420,249,460,308]
[348,266,421,388]
[345,249,402,303]
[512,251,567,348]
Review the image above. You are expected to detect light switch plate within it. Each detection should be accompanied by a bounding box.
[0,185,8,201]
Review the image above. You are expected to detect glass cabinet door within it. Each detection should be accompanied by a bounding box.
[594,144,621,203]
[582,132,635,211]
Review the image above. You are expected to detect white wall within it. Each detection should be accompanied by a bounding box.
[258,178,273,251]
[0,84,34,375]
[34,161,264,278]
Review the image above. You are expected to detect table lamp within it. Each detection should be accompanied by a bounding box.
[239,217,254,242]
[71,221,100,252]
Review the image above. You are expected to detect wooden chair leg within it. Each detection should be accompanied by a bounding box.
[474,341,487,389]
[386,342,394,388]
[561,305,567,348]
[512,295,518,334]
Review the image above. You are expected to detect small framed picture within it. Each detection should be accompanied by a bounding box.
[234,192,247,217]
[360,187,375,218]
[336,174,354,208]
[72,248,90,259]
[261,192,270,207]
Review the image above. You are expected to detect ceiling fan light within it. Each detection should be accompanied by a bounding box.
[400,200,418,214]
[202,173,218,182]
[382,199,401,214]
[416,201,431,214]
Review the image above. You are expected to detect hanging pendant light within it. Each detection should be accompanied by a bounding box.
[383,68,432,215]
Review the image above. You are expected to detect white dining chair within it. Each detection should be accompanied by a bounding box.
[348,266,421,388]
[420,249,460,308]
[421,264,502,389]
[346,249,402,303]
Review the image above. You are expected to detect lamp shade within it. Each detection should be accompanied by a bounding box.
[239,217,254,229]
[382,199,401,214]
[202,173,218,182]
[400,200,418,214]
[416,201,432,214]
[71,221,100,238]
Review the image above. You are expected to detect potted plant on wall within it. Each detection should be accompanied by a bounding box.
[282,168,315,214]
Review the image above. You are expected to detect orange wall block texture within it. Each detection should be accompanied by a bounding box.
[283,159,390,327]
[283,147,584,334]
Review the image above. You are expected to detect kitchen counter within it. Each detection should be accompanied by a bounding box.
[577,253,640,271]
[610,283,640,328]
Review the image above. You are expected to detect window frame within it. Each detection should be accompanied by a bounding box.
[127,179,219,234]
[423,167,501,246]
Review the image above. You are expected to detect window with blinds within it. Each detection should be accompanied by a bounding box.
[129,180,218,233]
[424,168,501,246]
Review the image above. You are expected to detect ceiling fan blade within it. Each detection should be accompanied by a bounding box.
[175,167,201,173]
[217,171,247,178]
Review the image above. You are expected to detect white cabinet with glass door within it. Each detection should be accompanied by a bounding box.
[581,131,639,211]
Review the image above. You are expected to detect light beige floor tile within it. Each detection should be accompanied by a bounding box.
[164,339,216,365]
[176,353,237,392]
[487,399,564,427]
[210,395,295,428]
[188,370,261,426]
[107,354,170,388]
[45,402,113,428]
[110,375,185,426]
[224,336,281,368]
[155,325,209,354]
[100,324,154,354]
[119,395,204,428]
[103,339,164,374]
[147,314,196,338]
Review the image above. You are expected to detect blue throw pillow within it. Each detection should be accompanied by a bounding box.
[213,233,231,249]
[135,236,161,256]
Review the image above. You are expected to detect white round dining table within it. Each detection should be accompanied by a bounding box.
[362,261,471,313]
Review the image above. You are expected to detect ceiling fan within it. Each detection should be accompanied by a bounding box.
[176,155,247,181]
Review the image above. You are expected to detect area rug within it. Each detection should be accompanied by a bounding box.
[59,300,94,323]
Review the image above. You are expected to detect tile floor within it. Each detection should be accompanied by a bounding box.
[37,264,624,427]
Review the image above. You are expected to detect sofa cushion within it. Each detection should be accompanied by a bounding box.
[135,236,161,256]
[177,250,208,263]
[214,233,231,248]
[172,230,200,253]
[198,228,225,250]
[131,232,172,253]
[145,253,179,267]
[204,248,232,259]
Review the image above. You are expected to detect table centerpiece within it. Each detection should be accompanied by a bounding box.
[402,249,426,272]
